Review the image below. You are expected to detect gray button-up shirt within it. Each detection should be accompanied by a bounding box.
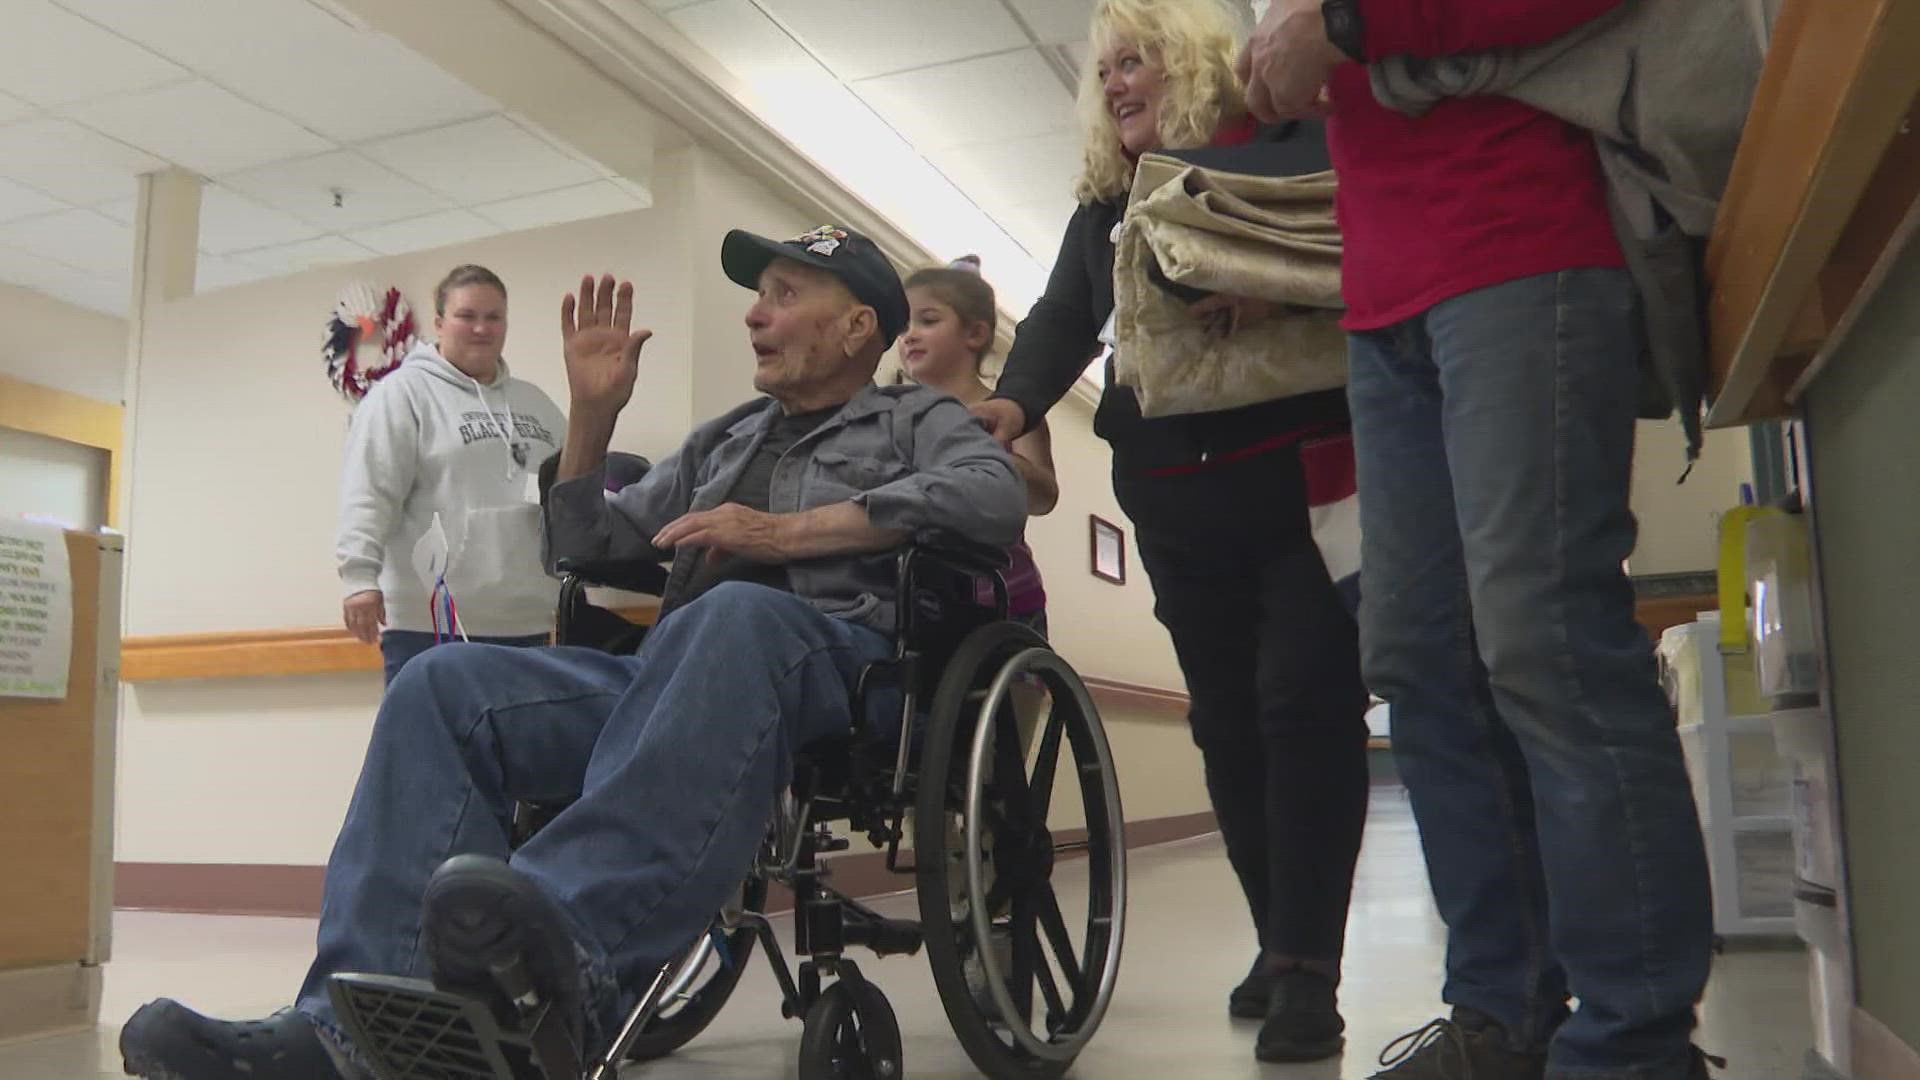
[545,384,1027,633]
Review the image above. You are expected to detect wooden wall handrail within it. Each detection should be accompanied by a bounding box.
[1705,0,1920,428]
[122,605,661,683]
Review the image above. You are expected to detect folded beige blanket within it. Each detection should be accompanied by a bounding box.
[1113,154,1348,418]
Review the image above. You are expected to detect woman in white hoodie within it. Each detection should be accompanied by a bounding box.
[335,265,569,685]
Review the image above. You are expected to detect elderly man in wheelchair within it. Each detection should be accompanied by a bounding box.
[121,225,1127,1080]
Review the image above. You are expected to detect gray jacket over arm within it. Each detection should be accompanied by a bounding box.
[1369,0,1777,467]
[544,383,1026,634]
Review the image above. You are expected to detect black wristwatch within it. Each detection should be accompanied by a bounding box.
[1321,0,1366,63]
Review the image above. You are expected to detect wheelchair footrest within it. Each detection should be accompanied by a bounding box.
[327,972,566,1080]
[844,915,924,957]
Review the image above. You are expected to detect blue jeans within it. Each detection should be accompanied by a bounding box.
[378,629,550,687]
[1347,268,1712,1078]
[296,583,894,1049]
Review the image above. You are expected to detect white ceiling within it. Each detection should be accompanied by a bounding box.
[0,0,650,316]
[649,0,1103,316]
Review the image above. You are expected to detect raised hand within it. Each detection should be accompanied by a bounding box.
[561,273,652,419]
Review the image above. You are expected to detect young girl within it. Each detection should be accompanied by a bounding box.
[899,258,1058,633]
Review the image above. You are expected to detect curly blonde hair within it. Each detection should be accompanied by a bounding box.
[1072,0,1248,205]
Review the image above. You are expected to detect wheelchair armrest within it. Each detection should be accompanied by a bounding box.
[902,537,1010,578]
[555,556,669,596]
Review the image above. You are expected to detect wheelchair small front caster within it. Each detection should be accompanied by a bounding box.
[798,977,903,1080]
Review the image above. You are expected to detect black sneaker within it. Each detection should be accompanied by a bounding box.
[119,1001,345,1079]
[1229,955,1275,1019]
[1371,1008,1547,1079]
[1255,968,1346,1062]
[421,855,592,1067]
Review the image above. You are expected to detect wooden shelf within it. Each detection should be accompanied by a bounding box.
[1705,0,1920,428]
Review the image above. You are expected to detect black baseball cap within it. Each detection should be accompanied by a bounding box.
[721,225,910,348]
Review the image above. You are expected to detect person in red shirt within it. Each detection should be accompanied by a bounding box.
[1240,3,1717,1079]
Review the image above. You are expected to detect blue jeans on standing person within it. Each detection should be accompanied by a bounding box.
[1347,268,1713,1078]
[297,583,895,1054]
[378,629,551,686]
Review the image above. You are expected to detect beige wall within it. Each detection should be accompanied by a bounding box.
[1629,419,1756,575]
[117,149,706,865]
[0,283,128,404]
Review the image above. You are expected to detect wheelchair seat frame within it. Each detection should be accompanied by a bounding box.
[330,543,1128,1080]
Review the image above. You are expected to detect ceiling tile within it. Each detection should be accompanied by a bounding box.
[93,198,136,224]
[54,0,490,141]
[0,247,126,314]
[347,209,498,256]
[197,184,326,254]
[753,0,1028,81]
[0,177,68,225]
[991,202,1077,262]
[923,132,1082,217]
[0,91,36,125]
[1006,0,1097,44]
[646,0,706,9]
[95,186,321,256]
[476,180,647,232]
[0,117,165,205]
[0,208,135,277]
[222,150,451,230]
[668,0,834,84]
[228,234,377,275]
[65,79,334,175]
[194,253,276,292]
[360,116,601,205]
[0,1,187,107]
[854,50,1073,152]
[205,36,497,144]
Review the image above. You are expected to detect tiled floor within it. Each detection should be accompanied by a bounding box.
[7,788,1813,1079]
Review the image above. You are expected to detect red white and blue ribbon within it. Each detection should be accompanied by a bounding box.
[324,282,417,404]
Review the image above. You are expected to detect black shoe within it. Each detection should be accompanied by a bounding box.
[1229,956,1274,1019]
[1371,1008,1547,1079]
[119,1001,344,1079]
[422,854,592,1063]
[1255,969,1346,1063]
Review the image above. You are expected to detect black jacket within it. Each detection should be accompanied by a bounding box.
[992,120,1350,474]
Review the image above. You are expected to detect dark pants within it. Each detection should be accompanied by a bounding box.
[1114,449,1371,967]
[1348,268,1711,1077]
[379,629,550,687]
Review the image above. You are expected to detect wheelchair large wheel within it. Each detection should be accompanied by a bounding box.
[620,873,769,1062]
[914,622,1127,1079]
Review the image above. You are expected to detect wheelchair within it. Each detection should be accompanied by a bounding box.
[327,542,1129,1080]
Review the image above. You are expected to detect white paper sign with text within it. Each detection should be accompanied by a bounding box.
[0,519,74,699]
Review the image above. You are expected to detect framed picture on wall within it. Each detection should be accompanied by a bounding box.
[1090,515,1126,585]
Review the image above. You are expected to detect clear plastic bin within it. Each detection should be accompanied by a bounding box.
[1735,829,1795,919]
[1728,728,1792,817]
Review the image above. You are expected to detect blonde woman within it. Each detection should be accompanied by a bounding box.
[970,0,1367,1064]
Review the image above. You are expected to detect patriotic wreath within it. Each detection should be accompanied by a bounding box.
[324,283,418,404]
